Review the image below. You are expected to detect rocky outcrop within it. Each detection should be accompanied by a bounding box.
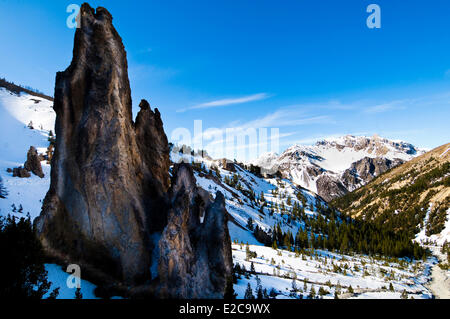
[12,166,30,178]
[135,99,171,193]
[221,159,236,172]
[34,3,231,298]
[10,146,44,179]
[158,164,233,298]
[342,157,404,191]
[24,146,44,178]
[316,157,404,201]
[316,175,348,202]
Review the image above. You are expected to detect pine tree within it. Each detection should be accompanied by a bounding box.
[75,287,83,299]
[348,285,354,294]
[291,278,298,292]
[257,285,264,299]
[47,287,60,299]
[308,285,316,299]
[244,283,255,299]
[272,240,278,250]
[0,176,7,199]
[401,289,408,299]
[389,282,394,292]
[250,262,255,274]
[246,217,254,231]
[224,276,237,299]
[318,286,329,297]
[0,214,57,298]
[269,288,277,299]
[246,244,251,261]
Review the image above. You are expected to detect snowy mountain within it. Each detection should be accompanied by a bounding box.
[251,135,425,201]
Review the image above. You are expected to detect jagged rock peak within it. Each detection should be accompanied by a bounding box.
[135,99,171,192]
[34,3,231,298]
[35,2,169,287]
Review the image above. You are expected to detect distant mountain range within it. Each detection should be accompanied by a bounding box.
[251,135,426,201]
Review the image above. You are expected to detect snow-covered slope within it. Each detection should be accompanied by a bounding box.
[0,87,54,219]
[250,135,425,201]
[172,151,323,245]
[171,150,436,299]
[233,244,433,299]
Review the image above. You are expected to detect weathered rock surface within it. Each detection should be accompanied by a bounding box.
[34,3,232,298]
[35,3,163,287]
[316,157,404,201]
[158,164,233,298]
[12,166,30,178]
[135,99,171,194]
[316,175,348,202]
[24,146,44,178]
[341,157,404,191]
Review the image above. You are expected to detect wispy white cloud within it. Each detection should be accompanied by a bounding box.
[363,99,410,114]
[177,93,270,112]
[226,106,334,130]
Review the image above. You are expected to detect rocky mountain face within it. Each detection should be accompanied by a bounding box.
[251,135,423,201]
[34,4,231,298]
[341,157,405,192]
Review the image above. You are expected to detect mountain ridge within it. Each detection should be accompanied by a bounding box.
[251,135,425,201]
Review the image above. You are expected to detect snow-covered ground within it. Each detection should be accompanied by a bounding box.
[233,244,432,299]
[0,88,54,219]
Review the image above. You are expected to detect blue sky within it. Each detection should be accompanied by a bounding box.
[1,0,449,160]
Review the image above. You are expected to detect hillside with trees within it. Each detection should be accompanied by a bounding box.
[332,143,450,243]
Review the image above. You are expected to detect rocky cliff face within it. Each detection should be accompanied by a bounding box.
[316,174,348,202]
[341,157,405,191]
[34,3,231,298]
[315,157,405,201]
[158,164,233,298]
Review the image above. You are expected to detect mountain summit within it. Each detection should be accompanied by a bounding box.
[251,135,425,201]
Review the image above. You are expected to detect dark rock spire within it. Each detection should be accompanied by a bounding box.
[35,3,169,286]
[35,3,232,298]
